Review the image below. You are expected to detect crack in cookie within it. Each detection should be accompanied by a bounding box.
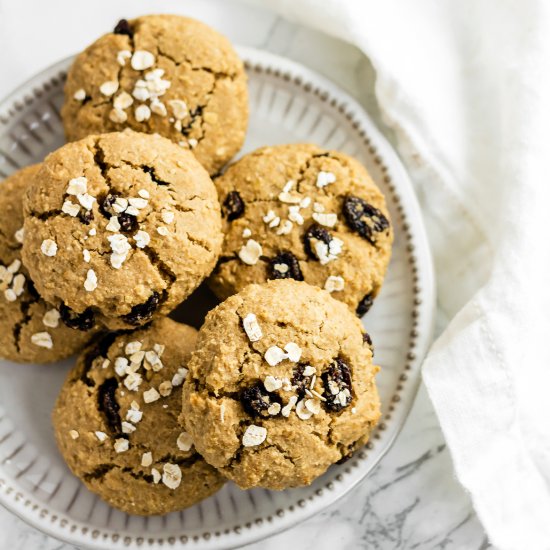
[21,131,222,330]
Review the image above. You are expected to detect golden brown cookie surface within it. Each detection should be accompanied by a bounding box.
[0,165,96,363]
[53,317,225,515]
[22,130,222,330]
[62,14,249,175]
[210,144,393,316]
[181,280,381,490]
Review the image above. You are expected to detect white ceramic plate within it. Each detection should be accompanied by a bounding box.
[0,47,435,549]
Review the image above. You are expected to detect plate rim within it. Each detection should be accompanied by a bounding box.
[0,45,436,549]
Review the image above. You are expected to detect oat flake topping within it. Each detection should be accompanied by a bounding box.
[171,367,188,387]
[95,431,108,442]
[161,210,174,224]
[263,342,302,366]
[117,50,131,66]
[296,399,313,420]
[238,239,262,265]
[43,309,60,328]
[264,375,283,392]
[14,227,24,244]
[312,212,338,227]
[162,463,182,489]
[100,80,119,97]
[73,89,86,101]
[131,50,155,71]
[1,261,25,303]
[264,345,287,366]
[158,381,172,397]
[151,468,161,484]
[312,236,344,265]
[84,269,98,291]
[242,313,263,342]
[284,342,302,362]
[316,171,336,188]
[302,365,316,377]
[141,452,153,467]
[143,387,160,403]
[242,425,267,447]
[67,176,87,195]
[281,395,298,417]
[114,438,129,453]
[122,421,136,434]
[41,239,58,257]
[31,332,53,349]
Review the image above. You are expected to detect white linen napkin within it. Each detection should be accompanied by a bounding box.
[246,1,550,548]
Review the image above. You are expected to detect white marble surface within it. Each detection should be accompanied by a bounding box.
[0,0,491,548]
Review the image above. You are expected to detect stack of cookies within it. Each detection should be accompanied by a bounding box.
[0,14,393,515]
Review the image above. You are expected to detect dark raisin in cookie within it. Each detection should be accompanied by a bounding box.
[52,317,225,515]
[1,165,96,363]
[209,144,393,316]
[22,131,222,331]
[182,280,381,490]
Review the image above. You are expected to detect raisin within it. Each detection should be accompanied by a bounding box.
[241,384,279,418]
[79,210,94,225]
[60,303,95,331]
[322,358,353,412]
[222,191,245,221]
[99,193,119,218]
[291,364,312,398]
[268,251,304,281]
[123,291,160,325]
[98,378,122,434]
[342,196,390,246]
[356,293,374,317]
[113,19,133,37]
[303,223,333,260]
[118,212,139,233]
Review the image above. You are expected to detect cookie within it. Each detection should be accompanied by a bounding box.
[53,317,225,515]
[181,279,380,490]
[0,165,95,363]
[210,144,393,317]
[62,14,249,175]
[22,130,223,330]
